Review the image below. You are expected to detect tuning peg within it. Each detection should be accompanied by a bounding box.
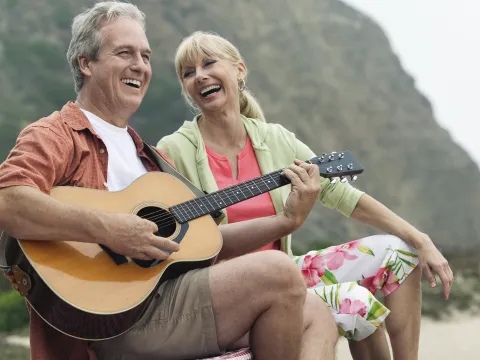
[337,165,343,171]
[326,166,333,173]
[339,152,345,159]
[328,154,335,161]
[350,175,357,182]
[347,163,354,170]
[340,176,348,183]
[330,178,337,184]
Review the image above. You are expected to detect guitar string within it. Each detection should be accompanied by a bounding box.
[142,176,356,232]
[142,175,284,226]
[140,170,355,226]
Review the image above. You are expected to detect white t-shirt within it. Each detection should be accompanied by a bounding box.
[80,109,148,192]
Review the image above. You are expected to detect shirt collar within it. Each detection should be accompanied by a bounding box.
[60,101,146,154]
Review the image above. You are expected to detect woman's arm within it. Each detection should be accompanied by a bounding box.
[351,193,454,299]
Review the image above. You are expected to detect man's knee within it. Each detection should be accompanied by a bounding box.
[228,250,306,303]
[254,250,306,294]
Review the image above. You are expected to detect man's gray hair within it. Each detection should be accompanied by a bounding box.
[66,1,146,93]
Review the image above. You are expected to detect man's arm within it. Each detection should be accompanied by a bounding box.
[0,186,107,243]
[0,186,180,260]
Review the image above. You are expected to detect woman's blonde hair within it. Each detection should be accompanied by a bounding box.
[174,31,266,121]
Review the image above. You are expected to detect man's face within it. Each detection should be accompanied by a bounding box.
[83,17,152,115]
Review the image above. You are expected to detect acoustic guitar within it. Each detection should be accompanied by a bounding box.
[1,151,363,340]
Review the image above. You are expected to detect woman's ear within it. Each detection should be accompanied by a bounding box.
[237,62,247,81]
[78,55,92,77]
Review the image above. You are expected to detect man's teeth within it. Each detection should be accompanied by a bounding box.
[200,85,221,95]
[121,79,141,88]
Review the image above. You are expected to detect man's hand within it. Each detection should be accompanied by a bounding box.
[280,159,322,232]
[100,213,180,260]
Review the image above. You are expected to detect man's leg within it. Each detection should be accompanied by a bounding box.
[300,292,338,360]
[209,250,306,360]
[221,261,339,360]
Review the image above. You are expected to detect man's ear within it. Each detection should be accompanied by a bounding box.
[78,55,92,77]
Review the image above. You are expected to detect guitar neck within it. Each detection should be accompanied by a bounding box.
[170,169,288,223]
[169,151,364,224]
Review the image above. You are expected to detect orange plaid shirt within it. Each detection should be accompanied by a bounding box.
[0,101,174,360]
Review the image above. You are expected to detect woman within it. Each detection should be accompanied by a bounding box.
[157,31,453,360]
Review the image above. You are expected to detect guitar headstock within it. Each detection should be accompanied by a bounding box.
[307,151,364,184]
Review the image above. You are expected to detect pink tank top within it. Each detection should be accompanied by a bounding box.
[206,136,280,252]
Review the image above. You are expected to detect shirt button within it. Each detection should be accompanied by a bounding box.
[99,149,105,154]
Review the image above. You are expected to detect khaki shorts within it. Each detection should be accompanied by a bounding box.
[90,267,220,359]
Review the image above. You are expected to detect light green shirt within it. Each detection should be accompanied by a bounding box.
[157,115,364,257]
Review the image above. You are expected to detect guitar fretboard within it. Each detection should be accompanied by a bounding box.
[169,170,288,223]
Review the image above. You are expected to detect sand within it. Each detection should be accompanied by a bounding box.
[5,314,480,359]
[336,313,480,359]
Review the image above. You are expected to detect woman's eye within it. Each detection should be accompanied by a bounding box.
[183,70,193,78]
[204,59,217,67]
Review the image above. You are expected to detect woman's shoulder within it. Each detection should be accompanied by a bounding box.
[157,120,196,148]
[242,116,296,140]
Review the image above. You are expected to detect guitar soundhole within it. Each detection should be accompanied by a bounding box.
[136,206,177,238]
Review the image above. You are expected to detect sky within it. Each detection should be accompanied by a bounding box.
[341,0,480,165]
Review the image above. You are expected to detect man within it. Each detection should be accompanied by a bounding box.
[0,1,338,360]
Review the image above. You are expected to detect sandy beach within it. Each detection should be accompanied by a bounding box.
[336,313,479,359]
[5,313,479,359]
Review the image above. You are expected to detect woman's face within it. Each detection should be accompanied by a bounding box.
[180,55,245,116]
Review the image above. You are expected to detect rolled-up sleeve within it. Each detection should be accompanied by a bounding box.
[294,137,364,217]
[0,125,71,194]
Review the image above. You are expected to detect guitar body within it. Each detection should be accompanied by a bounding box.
[14,172,222,340]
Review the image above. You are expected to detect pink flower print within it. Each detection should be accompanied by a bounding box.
[301,255,326,287]
[343,240,361,250]
[359,275,376,294]
[322,246,358,271]
[361,267,400,296]
[339,298,367,317]
[382,269,400,296]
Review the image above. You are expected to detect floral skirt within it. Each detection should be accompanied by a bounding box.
[294,234,419,341]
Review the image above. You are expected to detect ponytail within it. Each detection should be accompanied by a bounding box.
[239,89,266,122]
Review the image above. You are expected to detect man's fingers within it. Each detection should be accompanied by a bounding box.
[144,246,171,260]
[144,219,159,233]
[151,236,180,252]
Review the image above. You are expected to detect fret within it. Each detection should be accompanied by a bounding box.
[227,185,242,202]
[258,174,271,192]
[217,191,235,206]
[171,170,288,223]
[170,206,187,223]
[197,196,216,213]
[181,201,197,219]
[244,180,257,197]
